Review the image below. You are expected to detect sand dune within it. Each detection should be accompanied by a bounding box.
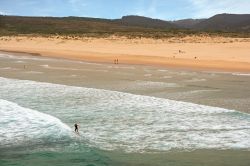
[0,36,250,72]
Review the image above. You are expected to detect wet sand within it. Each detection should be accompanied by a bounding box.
[1,51,250,113]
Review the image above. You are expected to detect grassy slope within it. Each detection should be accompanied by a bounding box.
[0,15,249,38]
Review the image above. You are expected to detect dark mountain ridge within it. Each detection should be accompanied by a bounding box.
[194,14,250,31]
[117,15,176,29]
[0,14,250,36]
[171,19,206,29]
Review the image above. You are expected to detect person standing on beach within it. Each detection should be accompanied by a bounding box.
[114,59,119,64]
[74,123,79,133]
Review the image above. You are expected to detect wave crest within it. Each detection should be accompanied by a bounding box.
[0,99,73,148]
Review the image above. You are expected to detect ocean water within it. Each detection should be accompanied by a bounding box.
[0,77,250,165]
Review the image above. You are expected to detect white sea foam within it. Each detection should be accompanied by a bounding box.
[0,77,250,152]
[161,76,173,79]
[184,78,207,82]
[0,52,106,66]
[204,71,250,77]
[0,99,73,148]
[179,71,197,76]
[232,73,250,76]
[118,81,179,91]
[0,67,19,71]
[165,90,221,99]
[24,71,43,74]
[203,71,233,75]
[0,67,11,70]
[134,81,179,88]
[40,64,80,71]
[108,65,135,69]
[144,74,152,77]
[40,64,49,68]
[15,60,25,63]
[0,53,51,61]
[40,64,108,72]
[78,61,105,66]
[157,69,169,72]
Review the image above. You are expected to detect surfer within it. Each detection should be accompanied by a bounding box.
[74,123,79,133]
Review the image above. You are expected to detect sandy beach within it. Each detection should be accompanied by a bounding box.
[1,0,250,165]
[1,35,250,72]
[1,44,250,166]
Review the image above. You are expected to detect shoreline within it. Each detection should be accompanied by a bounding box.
[1,36,250,72]
[1,49,250,73]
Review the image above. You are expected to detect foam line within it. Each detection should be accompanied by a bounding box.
[0,99,73,148]
[0,77,249,152]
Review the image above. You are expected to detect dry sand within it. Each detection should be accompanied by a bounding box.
[0,35,250,72]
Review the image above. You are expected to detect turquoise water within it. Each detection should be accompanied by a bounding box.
[1,77,250,166]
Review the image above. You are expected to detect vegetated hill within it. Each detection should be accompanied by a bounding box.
[0,15,143,34]
[116,15,176,29]
[0,15,176,36]
[171,19,206,29]
[0,14,250,37]
[194,14,250,31]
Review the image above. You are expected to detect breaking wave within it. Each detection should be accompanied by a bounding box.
[0,99,73,148]
[0,77,250,152]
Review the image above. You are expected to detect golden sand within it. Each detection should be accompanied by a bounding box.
[1,35,250,72]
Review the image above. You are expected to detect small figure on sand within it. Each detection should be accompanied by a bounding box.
[114,59,119,64]
[74,123,79,133]
[178,50,185,54]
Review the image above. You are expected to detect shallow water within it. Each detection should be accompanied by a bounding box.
[0,77,250,165]
[1,77,250,152]
[1,52,250,165]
